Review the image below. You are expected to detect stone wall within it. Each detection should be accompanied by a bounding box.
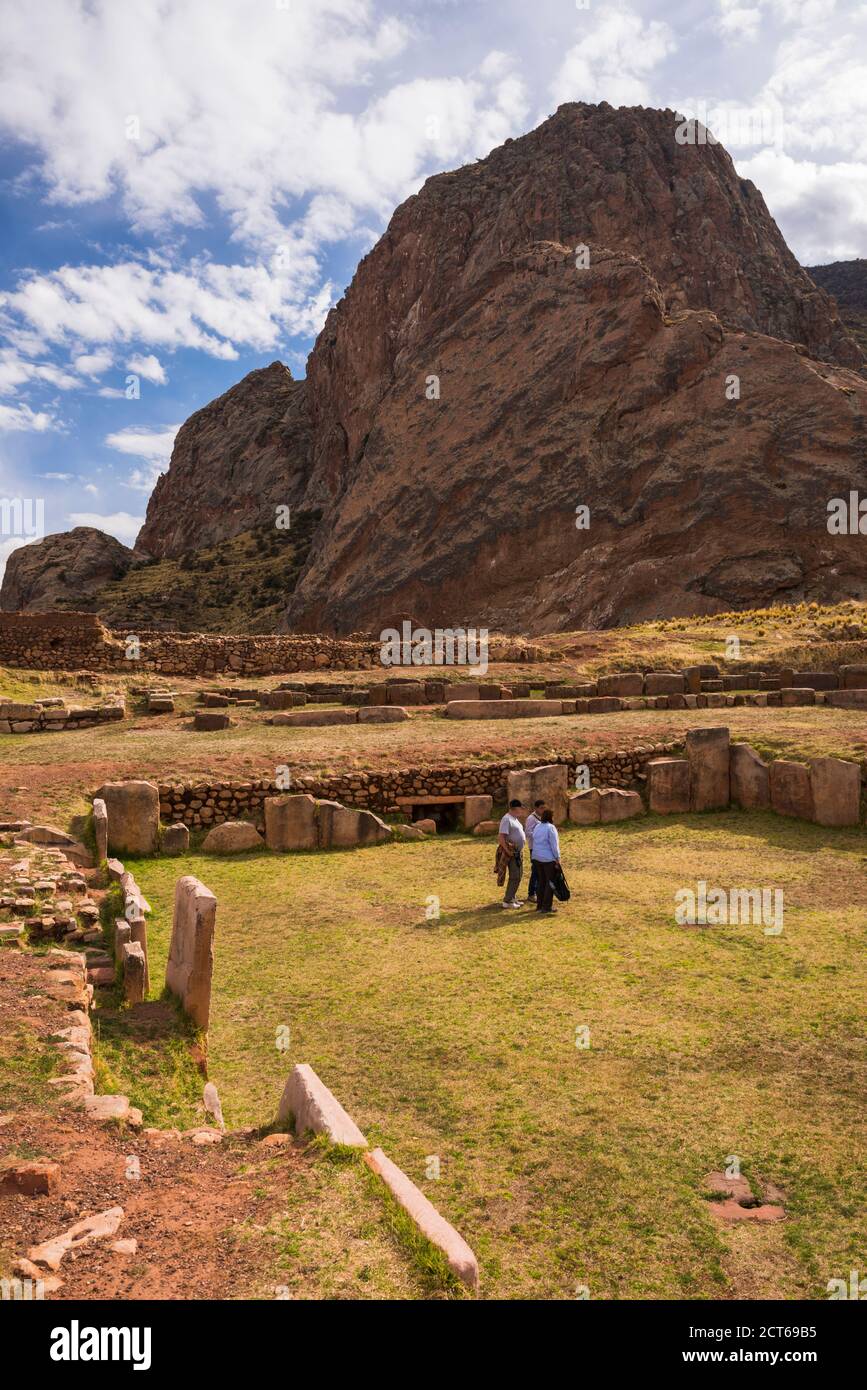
[155,744,678,828]
[0,696,124,734]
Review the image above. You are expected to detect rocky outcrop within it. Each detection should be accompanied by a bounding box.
[0,528,135,612]
[136,361,311,558]
[281,101,865,633]
[807,259,867,355]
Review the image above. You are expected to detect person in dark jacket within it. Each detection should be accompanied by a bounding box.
[530,808,561,914]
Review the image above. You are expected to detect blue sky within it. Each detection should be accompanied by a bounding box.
[1,0,866,581]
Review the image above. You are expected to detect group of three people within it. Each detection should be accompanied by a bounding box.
[497,797,562,913]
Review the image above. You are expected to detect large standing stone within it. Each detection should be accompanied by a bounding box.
[568,788,601,823]
[316,802,392,849]
[769,761,814,820]
[840,665,867,689]
[686,727,730,811]
[463,795,493,830]
[202,821,264,853]
[809,757,861,827]
[597,672,643,696]
[95,782,159,855]
[647,759,690,814]
[730,744,770,810]
[683,666,703,694]
[121,942,146,1005]
[507,764,569,823]
[264,794,317,850]
[165,876,216,1030]
[644,672,685,695]
[92,798,108,862]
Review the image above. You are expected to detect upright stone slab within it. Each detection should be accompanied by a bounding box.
[165,876,216,1030]
[128,916,149,994]
[686,727,730,811]
[809,757,861,827]
[92,798,108,862]
[95,781,159,855]
[683,666,703,694]
[463,795,493,830]
[506,764,569,823]
[647,759,690,814]
[730,744,770,810]
[162,823,189,855]
[277,1063,367,1146]
[597,672,643,697]
[317,802,392,849]
[202,821,263,853]
[568,788,600,824]
[769,761,814,820]
[598,789,644,822]
[264,793,317,851]
[644,672,685,695]
[121,942,146,1005]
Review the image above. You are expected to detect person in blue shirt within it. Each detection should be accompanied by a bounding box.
[530,808,561,915]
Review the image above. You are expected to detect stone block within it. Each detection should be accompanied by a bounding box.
[264,793,318,851]
[446,699,564,719]
[92,798,108,862]
[686,727,730,811]
[809,757,861,827]
[472,820,499,835]
[269,708,356,726]
[598,788,644,822]
[507,764,569,823]
[194,711,231,730]
[644,672,685,695]
[357,705,409,722]
[683,666,702,695]
[769,761,814,820]
[384,682,426,706]
[587,696,623,714]
[121,942,146,1005]
[424,680,447,703]
[568,788,601,824]
[317,802,392,849]
[364,1147,479,1290]
[165,876,216,1030]
[840,665,867,689]
[463,795,493,829]
[448,683,480,702]
[0,1161,61,1197]
[780,687,815,706]
[596,672,643,697]
[202,821,264,853]
[791,672,837,690]
[647,758,690,814]
[95,781,159,855]
[730,744,770,810]
[415,818,437,834]
[162,823,189,855]
[277,1063,367,1146]
[826,689,867,708]
[114,919,131,956]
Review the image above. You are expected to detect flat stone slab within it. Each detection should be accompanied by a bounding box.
[364,1147,479,1289]
[277,1063,367,1147]
[28,1206,125,1271]
[270,708,356,726]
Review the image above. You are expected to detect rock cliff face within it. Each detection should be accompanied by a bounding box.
[0,528,135,613]
[136,361,311,558]
[283,101,866,631]
[807,260,867,355]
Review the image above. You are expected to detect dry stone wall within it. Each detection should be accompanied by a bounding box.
[156,744,677,828]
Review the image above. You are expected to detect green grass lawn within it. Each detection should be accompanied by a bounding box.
[122,812,866,1300]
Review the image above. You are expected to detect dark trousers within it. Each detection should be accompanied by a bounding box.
[527,861,539,899]
[504,850,523,902]
[532,859,556,912]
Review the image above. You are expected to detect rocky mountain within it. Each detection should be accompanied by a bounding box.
[4,103,866,632]
[807,259,867,355]
[136,361,311,558]
[1,527,136,613]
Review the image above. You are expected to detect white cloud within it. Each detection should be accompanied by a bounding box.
[74,349,113,378]
[126,353,166,385]
[0,349,77,394]
[41,471,73,481]
[66,510,143,547]
[104,424,180,492]
[550,9,676,108]
[0,402,56,432]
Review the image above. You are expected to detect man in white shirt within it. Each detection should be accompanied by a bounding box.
[498,799,526,908]
[524,799,546,902]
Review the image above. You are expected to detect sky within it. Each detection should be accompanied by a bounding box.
[1,0,866,583]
